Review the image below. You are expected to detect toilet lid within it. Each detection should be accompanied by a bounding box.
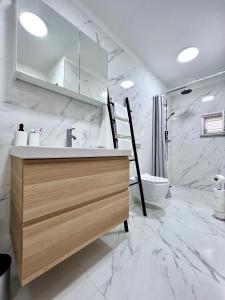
[136,173,169,184]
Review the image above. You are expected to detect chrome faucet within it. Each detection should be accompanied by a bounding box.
[66,128,76,147]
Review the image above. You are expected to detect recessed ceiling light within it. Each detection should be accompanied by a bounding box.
[20,12,48,37]
[120,80,134,89]
[177,47,199,63]
[201,95,214,102]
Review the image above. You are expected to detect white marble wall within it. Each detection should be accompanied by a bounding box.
[168,79,225,190]
[0,0,165,253]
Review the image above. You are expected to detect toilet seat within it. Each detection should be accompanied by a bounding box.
[135,173,169,184]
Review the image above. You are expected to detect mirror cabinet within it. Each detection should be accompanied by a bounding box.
[15,0,108,106]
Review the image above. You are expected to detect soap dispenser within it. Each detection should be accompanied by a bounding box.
[15,124,28,146]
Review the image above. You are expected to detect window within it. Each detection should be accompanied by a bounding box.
[201,111,225,137]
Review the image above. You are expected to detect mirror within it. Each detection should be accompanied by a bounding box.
[16,0,108,105]
[16,0,79,93]
[79,32,108,103]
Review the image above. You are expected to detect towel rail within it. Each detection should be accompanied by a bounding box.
[107,95,147,218]
[107,94,129,232]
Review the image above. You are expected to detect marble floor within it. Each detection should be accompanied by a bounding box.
[12,187,225,300]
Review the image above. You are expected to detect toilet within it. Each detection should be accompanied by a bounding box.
[130,173,169,205]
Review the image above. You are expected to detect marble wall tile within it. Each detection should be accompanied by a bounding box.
[168,80,225,191]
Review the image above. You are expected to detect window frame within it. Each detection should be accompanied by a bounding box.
[201,110,225,137]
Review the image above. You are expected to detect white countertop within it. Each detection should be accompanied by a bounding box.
[10,146,131,159]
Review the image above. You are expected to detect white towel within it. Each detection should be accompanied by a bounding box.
[115,119,130,137]
[114,103,128,121]
[97,105,113,148]
[118,138,133,156]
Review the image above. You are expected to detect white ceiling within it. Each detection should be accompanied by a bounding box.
[76,0,225,88]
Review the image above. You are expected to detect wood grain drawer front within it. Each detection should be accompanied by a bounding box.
[22,190,129,285]
[23,157,129,223]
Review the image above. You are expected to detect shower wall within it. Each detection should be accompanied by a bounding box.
[168,79,225,191]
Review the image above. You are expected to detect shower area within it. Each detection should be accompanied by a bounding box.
[157,71,225,191]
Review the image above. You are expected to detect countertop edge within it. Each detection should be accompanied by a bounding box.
[9,146,131,159]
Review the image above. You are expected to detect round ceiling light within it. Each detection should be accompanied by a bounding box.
[177,47,199,63]
[20,12,48,37]
[120,80,134,89]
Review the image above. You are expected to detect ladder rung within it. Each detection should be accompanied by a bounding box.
[129,158,135,162]
[114,116,129,123]
[115,135,131,139]
[129,181,138,186]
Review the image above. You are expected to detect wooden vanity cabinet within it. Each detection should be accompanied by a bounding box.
[10,156,129,285]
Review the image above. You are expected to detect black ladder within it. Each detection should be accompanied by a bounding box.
[107,95,147,219]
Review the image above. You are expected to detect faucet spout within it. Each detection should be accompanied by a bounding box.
[66,128,76,147]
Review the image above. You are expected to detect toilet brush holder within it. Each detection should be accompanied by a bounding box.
[213,188,225,220]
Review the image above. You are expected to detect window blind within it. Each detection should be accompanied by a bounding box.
[204,115,223,134]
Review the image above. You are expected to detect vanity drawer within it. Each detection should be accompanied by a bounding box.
[23,157,129,223]
[21,190,129,285]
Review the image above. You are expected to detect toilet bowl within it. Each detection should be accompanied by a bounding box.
[130,173,169,205]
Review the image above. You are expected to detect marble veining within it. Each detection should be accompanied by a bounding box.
[108,49,125,63]
[168,80,225,190]
[11,186,225,300]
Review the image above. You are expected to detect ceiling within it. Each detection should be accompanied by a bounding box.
[75,0,225,88]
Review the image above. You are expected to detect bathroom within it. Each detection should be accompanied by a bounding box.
[0,0,225,299]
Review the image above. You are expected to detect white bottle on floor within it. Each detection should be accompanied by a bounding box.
[213,175,225,220]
